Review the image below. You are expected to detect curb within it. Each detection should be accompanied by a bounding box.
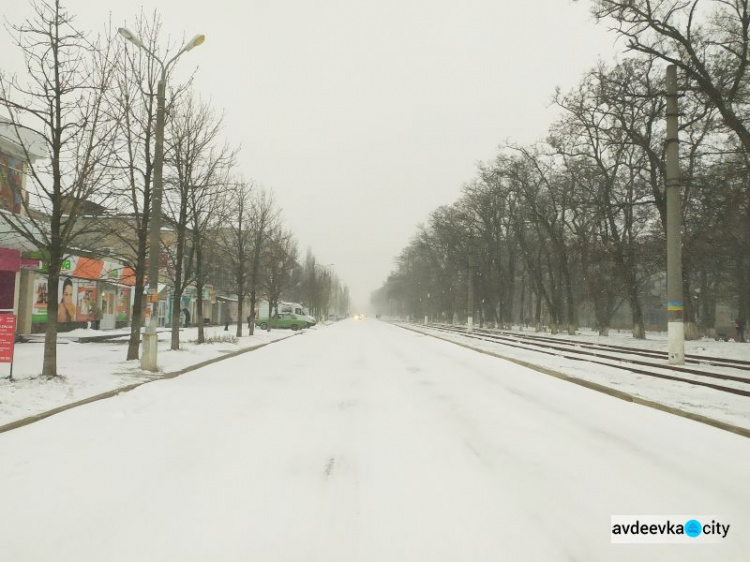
[397,323,750,440]
[0,334,296,435]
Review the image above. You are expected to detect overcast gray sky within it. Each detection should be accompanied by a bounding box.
[3,0,620,309]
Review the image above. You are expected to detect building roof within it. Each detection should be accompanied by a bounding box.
[0,118,46,161]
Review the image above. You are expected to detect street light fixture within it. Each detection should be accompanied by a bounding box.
[117,27,205,371]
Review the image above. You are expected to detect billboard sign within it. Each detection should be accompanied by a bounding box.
[0,314,16,364]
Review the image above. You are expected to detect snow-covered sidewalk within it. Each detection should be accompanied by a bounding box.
[401,323,750,432]
[0,324,303,426]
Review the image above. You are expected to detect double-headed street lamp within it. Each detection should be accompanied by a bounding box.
[118,27,205,371]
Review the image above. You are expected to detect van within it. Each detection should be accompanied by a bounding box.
[256,312,310,331]
[258,301,316,326]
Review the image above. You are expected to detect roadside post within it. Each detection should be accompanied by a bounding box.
[665,65,685,365]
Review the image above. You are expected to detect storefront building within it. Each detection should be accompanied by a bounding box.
[22,254,136,333]
[0,247,21,314]
[0,118,45,324]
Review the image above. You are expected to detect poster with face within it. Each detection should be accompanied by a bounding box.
[76,281,98,322]
[32,276,48,323]
[57,277,77,323]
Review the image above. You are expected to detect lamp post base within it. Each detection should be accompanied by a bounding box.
[668,321,685,365]
[141,330,159,371]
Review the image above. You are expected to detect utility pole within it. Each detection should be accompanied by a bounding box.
[665,65,685,365]
[467,253,474,333]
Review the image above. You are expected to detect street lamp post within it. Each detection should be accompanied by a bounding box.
[118,27,205,371]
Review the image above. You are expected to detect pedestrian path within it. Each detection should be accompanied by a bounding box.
[0,324,301,426]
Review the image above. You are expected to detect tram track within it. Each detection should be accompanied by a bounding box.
[413,322,750,398]
[467,326,750,371]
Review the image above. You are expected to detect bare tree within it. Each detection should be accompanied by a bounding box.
[188,142,235,344]
[105,12,170,361]
[216,179,253,337]
[263,227,299,323]
[162,91,226,349]
[246,188,279,335]
[587,0,750,153]
[0,0,118,376]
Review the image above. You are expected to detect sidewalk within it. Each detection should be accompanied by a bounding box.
[0,323,303,427]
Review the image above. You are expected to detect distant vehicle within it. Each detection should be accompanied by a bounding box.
[258,301,316,326]
[256,313,311,331]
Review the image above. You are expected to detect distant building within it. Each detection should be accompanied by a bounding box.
[0,118,45,322]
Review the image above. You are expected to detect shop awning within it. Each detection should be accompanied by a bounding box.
[0,247,20,272]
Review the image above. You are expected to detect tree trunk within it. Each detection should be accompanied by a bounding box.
[629,291,646,339]
[127,279,145,361]
[564,271,577,335]
[170,290,182,347]
[42,270,60,377]
[171,221,187,350]
[235,280,244,338]
[195,241,205,344]
[196,284,204,344]
[126,245,147,360]
[249,289,257,335]
[518,267,526,328]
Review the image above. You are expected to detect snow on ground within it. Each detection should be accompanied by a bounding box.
[0,324,298,426]
[0,318,748,561]
[404,323,750,431]
[499,323,750,362]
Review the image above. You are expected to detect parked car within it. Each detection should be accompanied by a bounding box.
[256,313,311,331]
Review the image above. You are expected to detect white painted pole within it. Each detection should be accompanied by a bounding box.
[665,65,685,365]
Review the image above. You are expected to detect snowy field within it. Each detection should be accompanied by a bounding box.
[404,323,750,431]
[0,318,748,561]
[0,324,296,426]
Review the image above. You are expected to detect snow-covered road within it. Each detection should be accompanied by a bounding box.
[1,319,749,561]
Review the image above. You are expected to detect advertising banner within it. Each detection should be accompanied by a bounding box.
[57,276,78,323]
[117,287,130,321]
[102,260,136,286]
[38,255,136,286]
[32,276,48,323]
[0,314,16,364]
[76,281,98,322]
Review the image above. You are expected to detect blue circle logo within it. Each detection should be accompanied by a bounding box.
[685,519,702,537]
